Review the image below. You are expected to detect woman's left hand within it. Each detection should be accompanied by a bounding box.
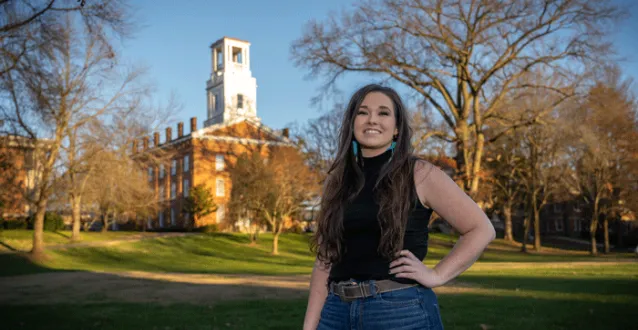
[389,250,446,288]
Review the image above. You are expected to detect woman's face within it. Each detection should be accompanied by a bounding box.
[353,92,398,157]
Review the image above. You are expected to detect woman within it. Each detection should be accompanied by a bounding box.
[302,84,496,330]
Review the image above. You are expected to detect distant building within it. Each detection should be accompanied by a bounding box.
[136,37,298,231]
[0,135,47,219]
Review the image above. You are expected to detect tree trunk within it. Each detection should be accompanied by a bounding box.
[70,194,82,241]
[101,212,108,233]
[590,203,599,255]
[503,203,513,241]
[534,208,541,251]
[249,224,260,245]
[272,222,281,255]
[603,218,610,254]
[31,199,48,257]
[521,215,530,253]
[454,120,471,193]
[469,131,485,196]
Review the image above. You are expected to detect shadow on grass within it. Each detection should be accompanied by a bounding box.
[0,240,17,251]
[0,253,71,277]
[53,231,70,239]
[1,275,637,330]
[460,274,638,297]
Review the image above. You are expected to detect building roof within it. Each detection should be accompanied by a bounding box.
[193,117,293,145]
[210,36,251,48]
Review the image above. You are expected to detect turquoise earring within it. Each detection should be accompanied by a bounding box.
[352,141,358,157]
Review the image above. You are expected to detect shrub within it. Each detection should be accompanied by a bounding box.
[43,212,64,232]
[285,224,304,234]
[3,219,29,230]
[197,224,219,233]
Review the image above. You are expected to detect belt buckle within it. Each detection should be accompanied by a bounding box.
[337,280,362,302]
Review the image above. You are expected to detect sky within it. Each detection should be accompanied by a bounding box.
[119,0,638,132]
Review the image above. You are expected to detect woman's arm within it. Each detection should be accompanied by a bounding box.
[389,160,495,287]
[303,258,331,330]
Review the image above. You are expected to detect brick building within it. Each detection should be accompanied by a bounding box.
[0,135,45,219]
[137,37,297,231]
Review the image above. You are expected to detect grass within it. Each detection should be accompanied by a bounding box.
[1,231,637,329]
[0,229,157,253]
[1,231,634,277]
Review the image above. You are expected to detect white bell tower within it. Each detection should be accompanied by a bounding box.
[204,37,259,127]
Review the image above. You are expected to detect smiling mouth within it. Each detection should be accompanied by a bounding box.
[363,129,382,134]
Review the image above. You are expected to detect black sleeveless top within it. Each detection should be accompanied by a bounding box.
[328,149,433,284]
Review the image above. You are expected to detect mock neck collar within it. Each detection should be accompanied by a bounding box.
[361,148,393,170]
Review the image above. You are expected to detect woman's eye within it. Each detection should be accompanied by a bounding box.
[380,112,390,116]
[357,111,367,115]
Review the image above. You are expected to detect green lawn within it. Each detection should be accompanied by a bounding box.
[1,231,633,277]
[0,229,157,253]
[1,231,637,329]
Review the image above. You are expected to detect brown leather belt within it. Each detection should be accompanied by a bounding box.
[329,279,419,302]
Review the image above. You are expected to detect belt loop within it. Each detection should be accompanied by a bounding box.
[369,280,377,297]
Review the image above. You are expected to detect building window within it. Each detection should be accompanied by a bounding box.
[208,91,215,113]
[171,182,176,199]
[183,179,190,197]
[184,155,190,172]
[553,203,563,213]
[232,47,243,64]
[216,49,224,69]
[148,167,153,182]
[159,211,165,228]
[555,219,564,232]
[147,216,152,230]
[215,93,221,112]
[216,204,225,222]
[160,164,165,179]
[237,94,244,109]
[159,186,165,201]
[216,154,224,171]
[170,208,176,226]
[216,177,225,197]
[171,160,177,176]
[24,150,35,169]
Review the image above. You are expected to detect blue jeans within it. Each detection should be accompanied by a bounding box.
[318,280,444,330]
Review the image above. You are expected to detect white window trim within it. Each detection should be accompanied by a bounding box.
[216,154,224,171]
[216,204,225,222]
[216,177,225,197]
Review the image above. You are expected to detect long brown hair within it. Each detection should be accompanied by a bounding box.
[310,84,416,265]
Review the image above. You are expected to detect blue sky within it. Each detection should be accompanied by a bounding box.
[120,0,638,132]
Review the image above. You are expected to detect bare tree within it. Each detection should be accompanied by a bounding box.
[229,148,318,254]
[291,0,623,197]
[291,104,343,184]
[0,0,132,77]
[0,8,137,256]
[563,67,637,254]
[484,129,526,241]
